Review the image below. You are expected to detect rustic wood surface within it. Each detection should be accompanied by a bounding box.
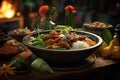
[0,48,120,80]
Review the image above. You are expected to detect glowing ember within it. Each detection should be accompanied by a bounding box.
[0,0,15,18]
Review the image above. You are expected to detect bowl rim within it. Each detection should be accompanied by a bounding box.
[8,30,28,36]
[83,24,112,30]
[23,30,103,52]
[0,46,24,56]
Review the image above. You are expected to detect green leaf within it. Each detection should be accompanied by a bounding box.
[102,28,113,45]
[31,58,54,73]
[10,57,28,70]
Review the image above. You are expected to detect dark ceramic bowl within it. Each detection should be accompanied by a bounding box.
[8,31,27,42]
[0,46,24,60]
[83,23,112,36]
[0,34,10,46]
[23,30,102,66]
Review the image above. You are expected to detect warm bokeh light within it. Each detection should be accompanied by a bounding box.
[0,0,15,18]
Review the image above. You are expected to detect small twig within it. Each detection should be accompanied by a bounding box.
[32,24,39,36]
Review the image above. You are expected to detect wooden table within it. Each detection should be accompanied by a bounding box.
[0,49,120,80]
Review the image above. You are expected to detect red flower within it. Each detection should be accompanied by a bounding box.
[65,5,76,13]
[39,5,49,15]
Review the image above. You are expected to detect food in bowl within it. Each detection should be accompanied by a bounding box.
[8,27,31,42]
[83,21,112,36]
[84,21,112,29]
[10,27,31,35]
[23,30,102,66]
[28,30,96,50]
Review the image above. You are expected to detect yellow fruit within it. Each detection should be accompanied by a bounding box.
[100,45,113,58]
[109,35,119,46]
[111,46,120,59]
[97,40,108,54]
[101,40,108,48]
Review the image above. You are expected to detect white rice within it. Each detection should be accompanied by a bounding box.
[28,36,36,44]
[72,41,90,49]
[59,34,65,38]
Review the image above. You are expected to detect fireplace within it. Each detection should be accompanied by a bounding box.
[0,0,24,34]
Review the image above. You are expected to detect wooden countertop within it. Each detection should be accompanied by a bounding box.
[0,48,120,80]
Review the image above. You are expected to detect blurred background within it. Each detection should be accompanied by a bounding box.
[0,0,120,33]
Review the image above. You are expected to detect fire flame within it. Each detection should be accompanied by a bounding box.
[0,0,15,18]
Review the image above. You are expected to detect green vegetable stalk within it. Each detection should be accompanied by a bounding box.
[65,12,75,28]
